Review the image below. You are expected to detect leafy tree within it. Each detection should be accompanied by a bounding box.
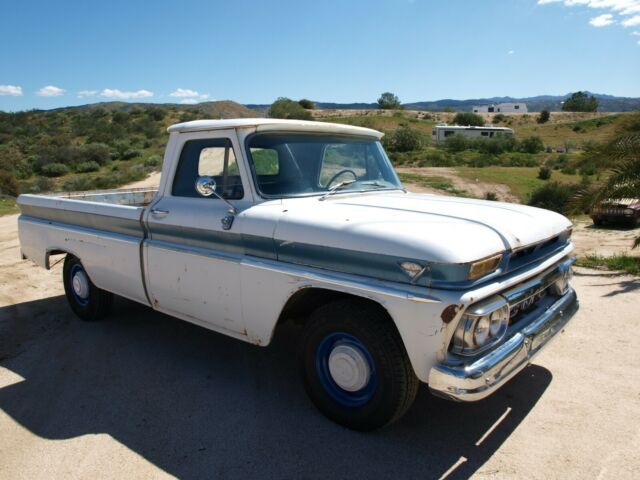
[562,92,598,112]
[537,109,550,124]
[377,92,402,110]
[452,112,484,126]
[268,98,313,120]
[298,99,315,110]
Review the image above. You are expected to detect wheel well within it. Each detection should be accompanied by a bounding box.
[277,287,392,326]
[45,249,70,269]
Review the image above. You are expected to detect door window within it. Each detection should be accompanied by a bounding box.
[172,138,244,199]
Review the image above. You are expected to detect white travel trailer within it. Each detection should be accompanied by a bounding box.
[432,125,514,144]
[473,103,528,114]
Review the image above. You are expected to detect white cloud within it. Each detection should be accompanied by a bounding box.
[170,88,210,102]
[590,13,615,25]
[622,14,640,25]
[632,29,640,33]
[100,89,153,99]
[0,85,22,96]
[77,90,98,98]
[170,88,199,98]
[539,0,640,34]
[36,85,65,97]
[507,50,515,54]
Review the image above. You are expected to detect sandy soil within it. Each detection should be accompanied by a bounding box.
[399,166,520,203]
[123,171,162,189]
[1,194,639,478]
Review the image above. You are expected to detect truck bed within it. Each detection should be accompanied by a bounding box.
[17,188,157,306]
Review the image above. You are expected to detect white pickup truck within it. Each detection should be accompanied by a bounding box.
[17,118,578,431]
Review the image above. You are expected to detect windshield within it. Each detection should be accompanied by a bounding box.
[246,133,403,198]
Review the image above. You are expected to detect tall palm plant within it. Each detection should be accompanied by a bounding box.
[576,112,640,248]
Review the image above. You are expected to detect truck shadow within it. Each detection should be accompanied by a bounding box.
[0,295,552,479]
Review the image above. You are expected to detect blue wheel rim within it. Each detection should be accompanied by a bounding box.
[69,264,89,307]
[315,332,377,407]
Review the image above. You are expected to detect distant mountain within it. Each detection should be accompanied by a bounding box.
[54,100,256,118]
[404,93,640,112]
[247,93,640,113]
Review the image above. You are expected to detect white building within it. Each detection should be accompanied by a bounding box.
[472,103,527,114]
[432,125,514,144]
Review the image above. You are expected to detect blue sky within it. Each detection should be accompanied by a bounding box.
[1,0,639,111]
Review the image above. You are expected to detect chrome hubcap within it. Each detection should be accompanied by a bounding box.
[328,343,371,392]
[72,270,90,299]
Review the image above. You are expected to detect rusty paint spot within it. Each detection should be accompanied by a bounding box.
[441,304,461,324]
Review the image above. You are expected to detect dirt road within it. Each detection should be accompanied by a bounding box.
[1,210,639,478]
[399,167,520,203]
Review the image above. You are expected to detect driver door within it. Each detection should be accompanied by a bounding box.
[144,130,252,334]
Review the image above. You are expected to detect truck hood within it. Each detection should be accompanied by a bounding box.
[272,191,572,265]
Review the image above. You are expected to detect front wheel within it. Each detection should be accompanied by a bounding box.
[63,255,113,321]
[299,300,419,431]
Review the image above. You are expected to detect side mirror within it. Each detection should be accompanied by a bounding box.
[194,176,238,215]
[195,176,216,197]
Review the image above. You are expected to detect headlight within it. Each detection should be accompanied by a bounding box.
[452,297,509,355]
[468,254,502,280]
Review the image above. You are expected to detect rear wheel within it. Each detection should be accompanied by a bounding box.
[299,299,419,431]
[63,255,113,321]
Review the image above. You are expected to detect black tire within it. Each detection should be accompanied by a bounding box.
[593,218,604,226]
[62,255,113,321]
[299,299,419,431]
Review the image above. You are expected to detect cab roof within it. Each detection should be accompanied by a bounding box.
[167,118,383,139]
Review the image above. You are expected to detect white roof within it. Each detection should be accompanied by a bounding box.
[434,125,513,131]
[167,118,383,139]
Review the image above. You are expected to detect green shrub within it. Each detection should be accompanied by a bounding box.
[444,134,469,152]
[20,176,52,194]
[391,126,423,152]
[144,154,162,167]
[298,99,315,109]
[452,112,484,126]
[41,163,70,177]
[493,114,506,123]
[538,165,552,180]
[268,97,313,120]
[75,161,100,173]
[0,171,19,196]
[62,176,95,191]
[122,149,141,160]
[519,136,545,154]
[537,110,550,124]
[79,143,111,165]
[528,182,581,214]
[485,192,498,201]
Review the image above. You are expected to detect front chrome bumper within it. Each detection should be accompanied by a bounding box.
[428,287,578,401]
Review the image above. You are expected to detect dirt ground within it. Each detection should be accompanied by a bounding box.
[1,195,639,478]
[399,167,520,203]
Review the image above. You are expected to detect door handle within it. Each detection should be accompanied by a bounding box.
[150,208,170,217]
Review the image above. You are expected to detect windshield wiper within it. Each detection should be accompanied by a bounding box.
[319,179,357,201]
